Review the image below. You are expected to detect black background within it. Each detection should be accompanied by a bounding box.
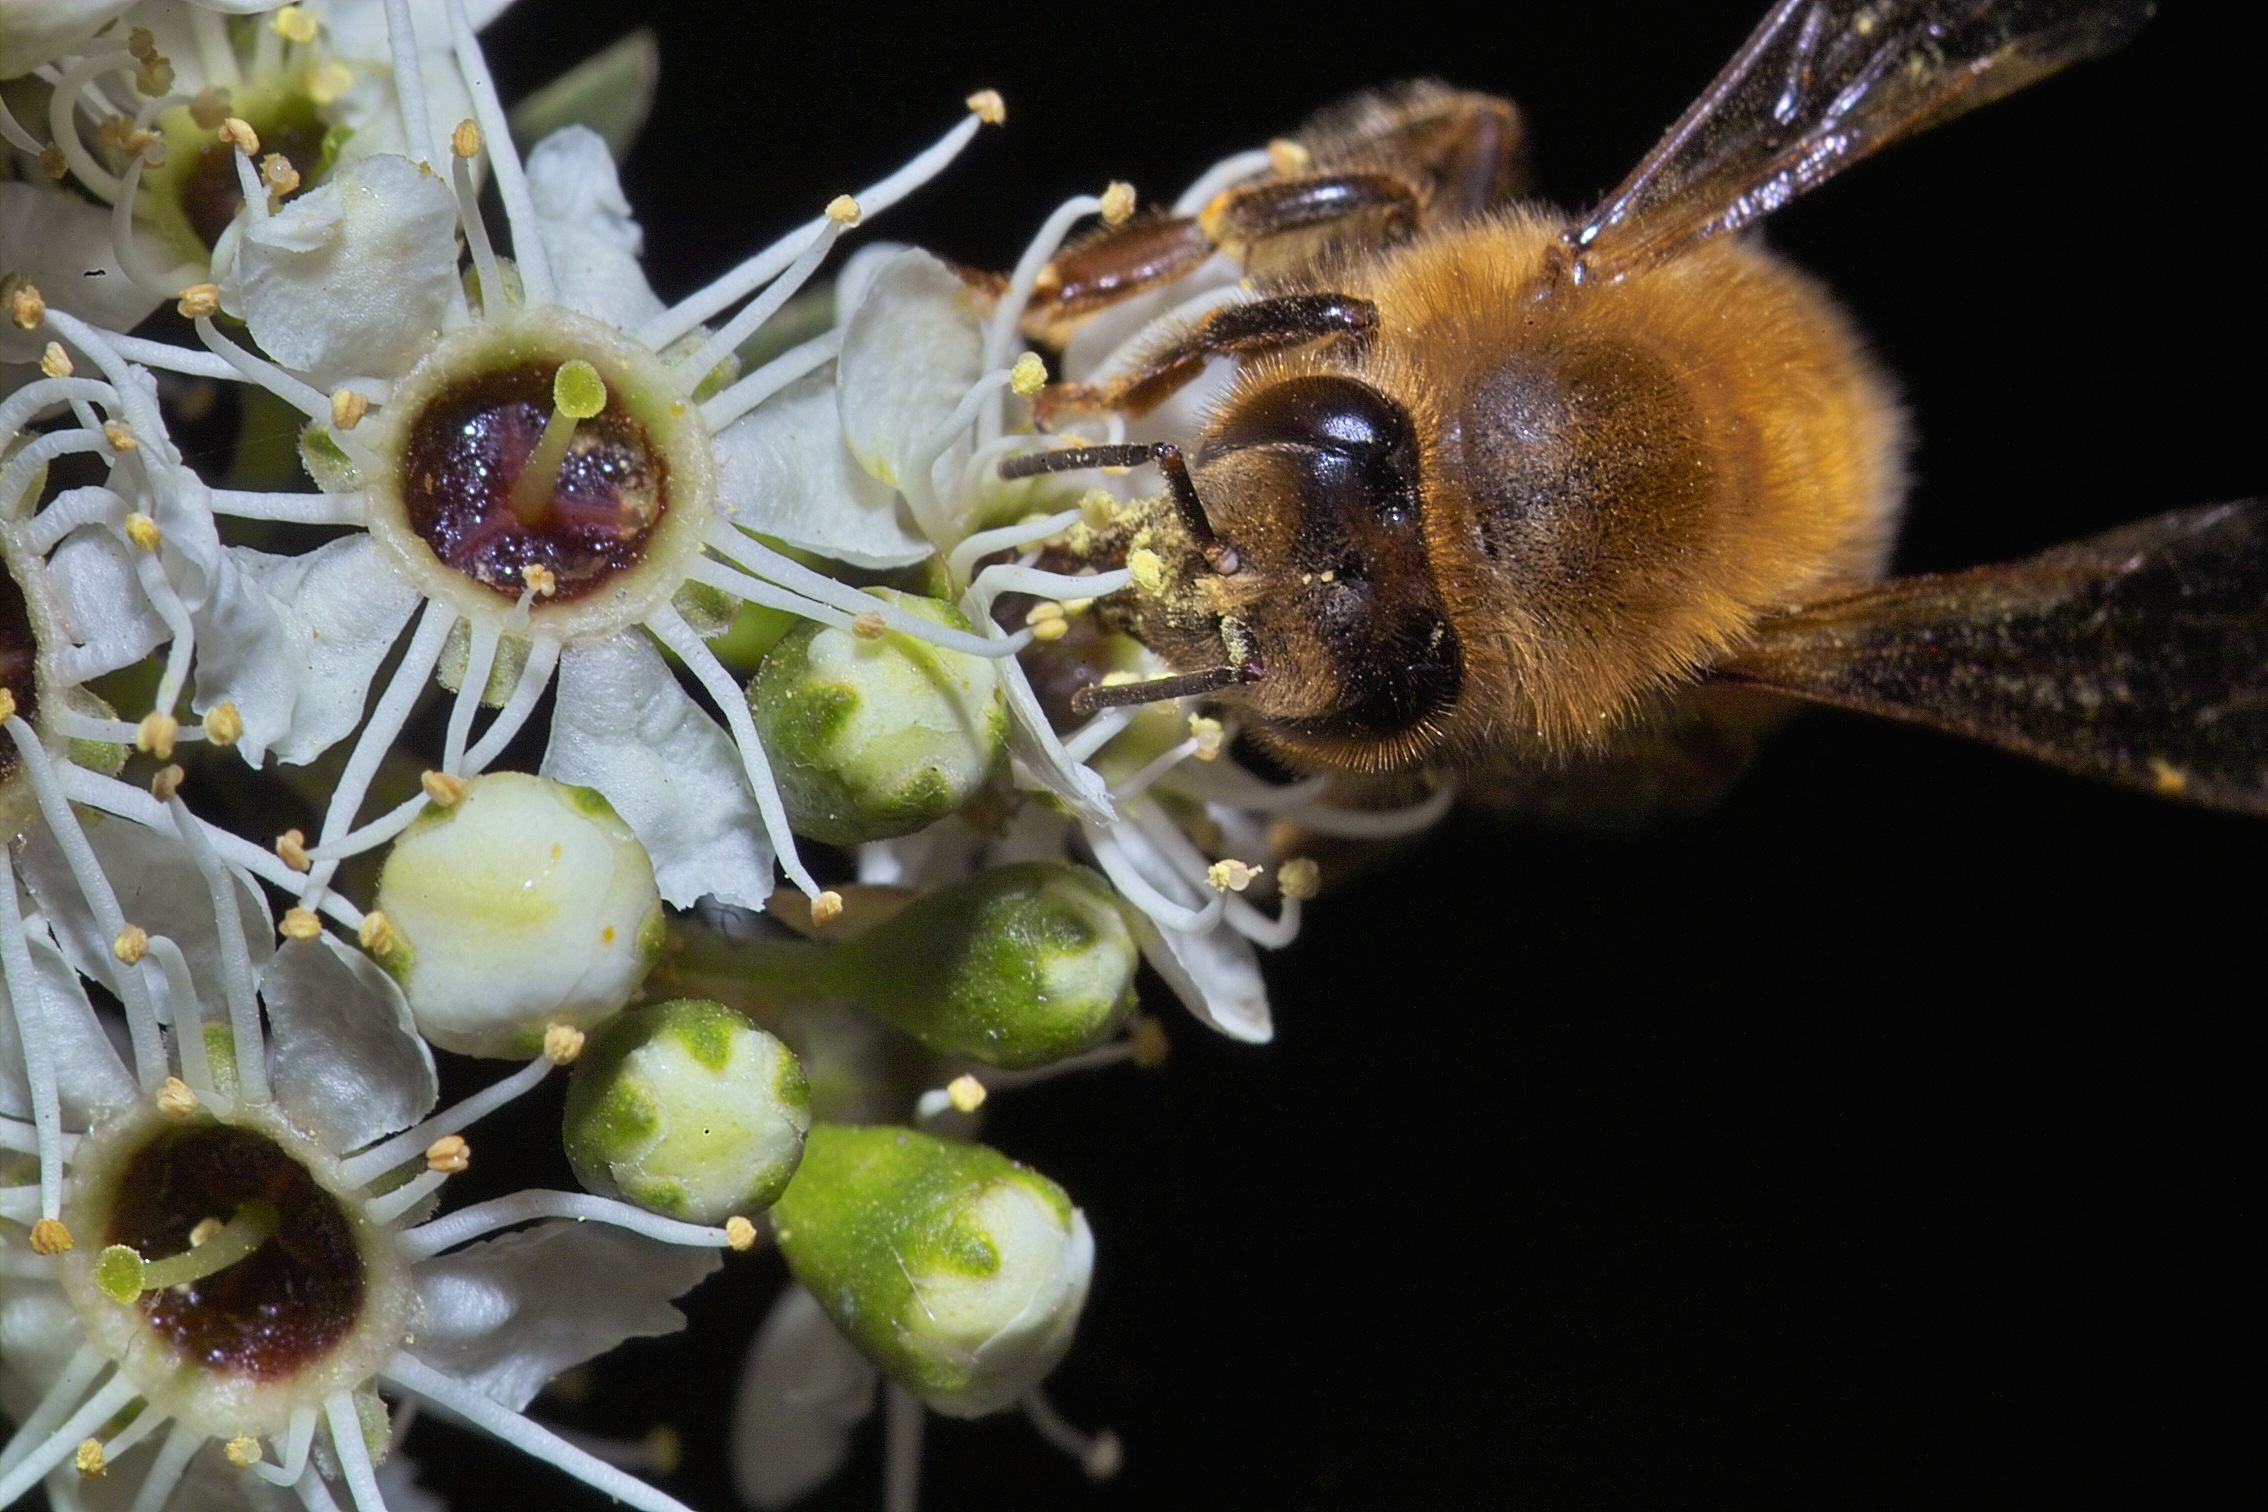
[404,3,2258,1509]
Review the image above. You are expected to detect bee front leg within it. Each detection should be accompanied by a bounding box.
[1032,292,1378,428]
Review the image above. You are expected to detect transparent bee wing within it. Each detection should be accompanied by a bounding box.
[1717,501,2268,813]
[1563,0,2151,283]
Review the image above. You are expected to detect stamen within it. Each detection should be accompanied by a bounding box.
[3,273,45,328]
[447,0,554,303]
[1084,822,1222,934]
[40,342,72,377]
[505,359,606,525]
[1061,708,1136,764]
[696,327,839,433]
[1206,858,1262,892]
[982,193,1109,443]
[450,122,505,316]
[102,332,238,380]
[330,387,368,429]
[209,488,367,525]
[0,1377,142,1505]
[885,1384,925,1512]
[114,146,200,300]
[128,1421,204,1512]
[1022,1390,1124,1481]
[543,1023,586,1064]
[424,766,468,807]
[325,1390,390,1512]
[672,209,849,398]
[398,1190,734,1261]
[45,53,135,200]
[280,908,321,939]
[1290,785,1458,839]
[73,1437,104,1478]
[1109,737,1200,803]
[425,1134,470,1173]
[338,1055,554,1188]
[94,1201,278,1302]
[0,849,66,1220]
[724,1216,758,1251]
[203,702,244,746]
[144,937,215,1095]
[381,0,435,165]
[462,636,562,773]
[0,1347,104,1485]
[163,785,271,1102]
[945,506,1082,586]
[156,1076,198,1116]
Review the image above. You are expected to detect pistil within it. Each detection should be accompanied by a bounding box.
[93,1201,279,1303]
[505,359,606,527]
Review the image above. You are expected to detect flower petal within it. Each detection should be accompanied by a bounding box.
[189,535,421,766]
[236,154,460,388]
[730,1284,879,1510]
[0,184,162,363]
[262,934,438,1154]
[836,249,984,492]
[411,1220,720,1411]
[0,930,135,1129]
[1104,819,1273,1043]
[44,529,167,677]
[542,632,775,909]
[713,373,932,569]
[0,0,134,78]
[524,125,665,333]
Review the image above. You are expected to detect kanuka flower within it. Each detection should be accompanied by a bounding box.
[2,806,741,1512]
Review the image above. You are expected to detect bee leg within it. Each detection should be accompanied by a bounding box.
[1032,292,1378,428]
[1195,172,1421,258]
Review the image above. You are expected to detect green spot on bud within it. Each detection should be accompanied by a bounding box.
[747,590,1008,844]
[773,1125,1091,1417]
[563,999,813,1223]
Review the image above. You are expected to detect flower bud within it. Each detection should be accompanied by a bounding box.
[746,590,1007,844]
[839,863,1136,1069]
[563,998,812,1222]
[772,1126,1092,1417]
[373,772,665,1057]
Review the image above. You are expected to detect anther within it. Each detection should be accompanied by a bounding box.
[358,910,397,955]
[946,1073,987,1113]
[544,1023,586,1065]
[39,342,71,378]
[224,1437,263,1468]
[279,907,321,940]
[966,89,1006,125]
[1188,714,1225,760]
[1099,181,1137,226]
[276,830,311,872]
[150,763,185,802]
[188,1216,224,1246]
[29,1217,73,1255]
[506,359,607,526]
[825,195,861,225]
[176,283,221,319]
[135,710,177,757]
[0,689,15,723]
[261,152,301,208]
[1126,548,1165,595]
[157,1076,199,1116]
[1268,138,1312,175]
[1128,1016,1171,1069]
[810,890,845,927]
[521,562,558,598]
[101,419,136,451]
[451,119,482,158]
[1079,488,1117,528]
[2,275,44,329]
[124,512,162,550]
[306,60,353,105]
[126,27,158,62]
[1025,601,1069,642]
[1206,859,1262,893]
[189,89,231,129]
[724,1215,758,1251]
[420,769,468,807]
[40,144,67,179]
[273,5,319,43]
[122,128,163,166]
[1009,351,1048,398]
[113,924,150,964]
[202,701,243,746]
[74,1438,105,1478]
[851,610,887,639]
[1277,856,1321,901]
[218,117,260,155]
[425,1135,470,1173]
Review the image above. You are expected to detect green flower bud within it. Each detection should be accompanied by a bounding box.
[773,1125,1092,1417]
[374,772,665,1057]
[563,998,812,1223]
[747,589,1007,844]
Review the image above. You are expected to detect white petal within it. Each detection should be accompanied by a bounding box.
[189,535,421,765]
[15,809,272,1017]
[0,0,134,90]
[236,154,460,387]
[713,373,933,569]
[730,1284,879,1510]
[0,931,135,1128]
[317,0,493,173]
[262,934,437,1154]
[1105,819,1273,1043]
[45,529,166,675]
[541,633,775,909]
[524,125,664,333]
[836,249,984,491]
[411,1220,720,1411]
[0,1279,80,1416]
[0,184,162,363]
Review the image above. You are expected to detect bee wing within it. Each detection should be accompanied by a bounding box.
[1565,0,2150,282]
[1717,502,2268,813]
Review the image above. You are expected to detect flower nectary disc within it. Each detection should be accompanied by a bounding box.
[369,308,716,642]
[56,1102,415,1439]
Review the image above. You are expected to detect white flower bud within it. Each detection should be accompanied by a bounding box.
[373,772,664,1057]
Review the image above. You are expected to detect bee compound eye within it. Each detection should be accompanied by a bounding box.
[1201,375,1423,532]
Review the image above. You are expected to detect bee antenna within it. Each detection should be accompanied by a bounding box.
[1000,442,1238,572]
[1068,661,1261,717]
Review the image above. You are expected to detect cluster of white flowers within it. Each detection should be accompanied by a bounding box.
[1,4,1450,1509]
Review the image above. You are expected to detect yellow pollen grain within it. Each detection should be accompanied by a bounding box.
[135,710,176,757]
[126,26,157,61]
[1029,616,1068,642]
[1206,858,1262,893]
[29,1217,73,1255]
[451,118,483,159]
[1009,351,1048,397]
[358,910,396,955]
[420,769,468,807]
[273,5,319,43]
[101,419,136,451]
[74,1438,105,1478]
[124,512,162,549]
[851,610,887,640]
[276,830,311,872]
[543,1023,585,1065]
[224,1437,263,1468]
[3,275,44,329]
[946,1073,987,1114]
[1126,548,1166,595]
[202,701,243,746]
[0,689,15,724]
[189,89,231,129]
[112,925,149,966]
[825,194,861,225]
[1079,489,1117,528]
[2149,757,2186,796]
[724,1216,757,1251]
[150,763,185,802]
[425,1135,469,1174]
[1024,600,1066,627]
[40,143,67,179]
[279,907,321,941]
[305,59,354,105]
[1129,1015,1171,1068]
[965,89,1006,125]
[176,283,221,319]
[219,117,259,155]
[188,1215,223,1247]
[1188,714,1225,760]
[1099,180,1137,225]
[1268,138,1312,175]
[522,563,558,598]
[39,342,71,378]
[809,890,844,927]
[1277,856,1321,901]
[156,1075,199,1116]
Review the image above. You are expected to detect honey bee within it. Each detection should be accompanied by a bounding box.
[1006,0,2265,816]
